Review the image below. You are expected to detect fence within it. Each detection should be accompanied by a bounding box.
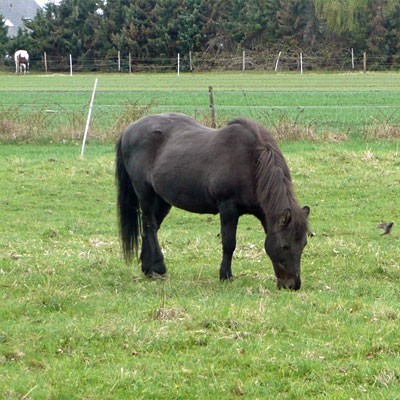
[1,86,399,144]
[1,49,400,74]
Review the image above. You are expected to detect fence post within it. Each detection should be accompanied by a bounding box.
[209,86,216,128]
[81,78,99,159]
[351,48,355,69]
[118,50,121,72]
[189,51,193,72]
[129,53,132,73]
[300,52,303,74]
[44,52,48,73]
[363,52,367,73]
[275,51,282,72]
[69,54,72,76]
[43,52,47,74]
[242,50,245,71]
[177,53,180,76]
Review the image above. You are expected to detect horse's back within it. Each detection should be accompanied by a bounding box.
[15,50,29,61]
[121,113,260,213]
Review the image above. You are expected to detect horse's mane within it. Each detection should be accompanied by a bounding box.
[227,118,308,233]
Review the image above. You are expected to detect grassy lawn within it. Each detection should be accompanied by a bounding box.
[0,139,399,399]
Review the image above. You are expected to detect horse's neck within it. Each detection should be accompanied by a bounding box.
[257,147,297,216]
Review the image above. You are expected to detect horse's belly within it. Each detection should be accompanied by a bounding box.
[171,197,218,214]
[152,175,218,214]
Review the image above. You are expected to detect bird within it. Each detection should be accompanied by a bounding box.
[377,221,394,235]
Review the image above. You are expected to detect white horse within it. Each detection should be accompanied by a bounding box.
[15,50,30,74]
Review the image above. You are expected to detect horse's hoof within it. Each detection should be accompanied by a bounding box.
[152,261,167,275]
[148,272,167,280]
[142,263,166,277]
[220,275,234,282]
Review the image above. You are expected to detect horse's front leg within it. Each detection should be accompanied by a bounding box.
[219,202,239,280]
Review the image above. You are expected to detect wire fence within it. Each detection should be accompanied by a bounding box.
[1,50,400,73]
[1,85,399,143]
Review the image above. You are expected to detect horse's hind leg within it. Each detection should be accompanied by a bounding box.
[219,201,239,280]
[145,196,171,275]
[155,196,171,230]
[140,192,170,277]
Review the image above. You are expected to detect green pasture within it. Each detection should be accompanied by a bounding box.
[1,72,400,398]
[0,71,399,141]
[1,142,400,399]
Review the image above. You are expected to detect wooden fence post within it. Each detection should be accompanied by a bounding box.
[128,53,132,73]
[363,52,367,73]
[209,86,216,128]
[69,54,72,76]
[351,48,355,69]
[44,52,48,73]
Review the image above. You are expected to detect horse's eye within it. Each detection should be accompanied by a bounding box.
[282,244,290,250]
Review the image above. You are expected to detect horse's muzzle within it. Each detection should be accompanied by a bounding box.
[277,276,301,291]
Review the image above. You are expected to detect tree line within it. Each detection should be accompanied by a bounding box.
[1,0,400,70]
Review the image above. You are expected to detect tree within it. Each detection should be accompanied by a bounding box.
[240,0,281,50]
[366,0,400,67]
[0,15,9,57]
[148,0,204,56]
[277,0,316,49]
[315,0,362,34]
[6,0,400,70]
[314,0,369,49]
[24,0,102,58]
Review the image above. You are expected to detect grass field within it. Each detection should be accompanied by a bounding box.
[0,72,400,399]
[1,71,400,142]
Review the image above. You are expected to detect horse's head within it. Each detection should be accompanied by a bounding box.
[265,206,310,290]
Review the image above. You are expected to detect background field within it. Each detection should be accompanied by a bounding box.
[1,71,400,142]
[0,72,399,399]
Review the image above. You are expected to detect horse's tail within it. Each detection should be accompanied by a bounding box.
[115,137,142,263]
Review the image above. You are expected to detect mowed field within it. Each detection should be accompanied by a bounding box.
[0,72,400,399]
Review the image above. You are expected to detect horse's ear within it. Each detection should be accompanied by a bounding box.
[302,206,310,218]
[278,209,292,228]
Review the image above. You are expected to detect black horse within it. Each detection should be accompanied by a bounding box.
[116,113,310,290]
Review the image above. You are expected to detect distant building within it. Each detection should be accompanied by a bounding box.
[0,0,41,37]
